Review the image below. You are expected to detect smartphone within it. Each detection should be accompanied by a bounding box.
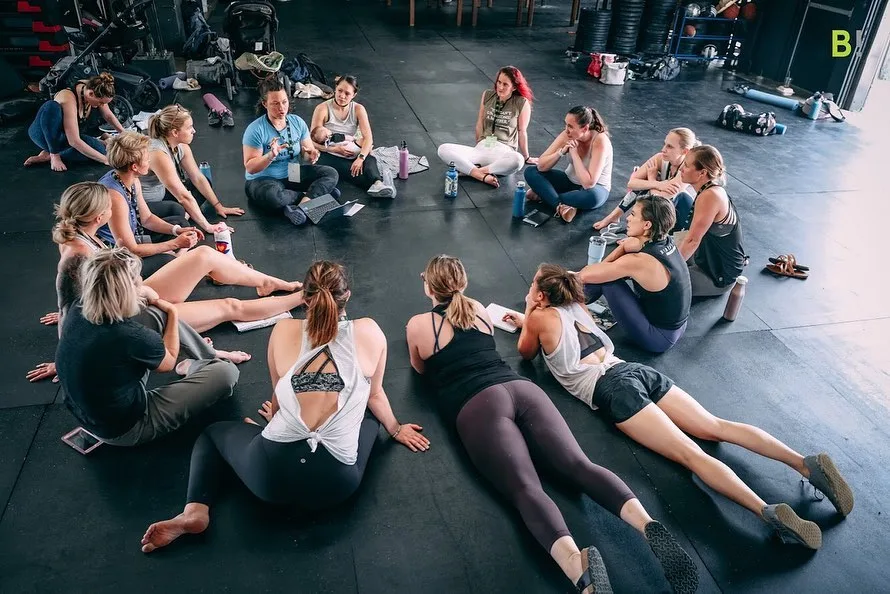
[61,427,103,455]
[522,209,551,228]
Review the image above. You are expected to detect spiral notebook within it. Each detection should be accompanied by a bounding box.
[232,311,293,332]
[485,303,522,333]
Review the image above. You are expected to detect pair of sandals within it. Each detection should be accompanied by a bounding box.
[765,253,809,279]
[556,204,578,223]
[597,222,627,245]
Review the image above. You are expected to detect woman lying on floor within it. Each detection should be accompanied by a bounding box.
[28,181,304,383]
[436,66,536,188]
[56,248,241,447]
[524,105,613,223]
[594,127,699,234]
[24,72,123,172]
[141,105,245,225]
[676,145,748,297]
[576,196,691,354]
[405,255,698,594]
[505,263,854,550]
[140,261,429,553]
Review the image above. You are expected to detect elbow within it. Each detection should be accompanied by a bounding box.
[156,355,176,373]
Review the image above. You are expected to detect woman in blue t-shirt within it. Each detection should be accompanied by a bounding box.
[242,77,339,227]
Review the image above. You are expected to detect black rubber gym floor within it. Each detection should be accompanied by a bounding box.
[1,1,887,592]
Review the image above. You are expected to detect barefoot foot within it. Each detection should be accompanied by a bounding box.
[141,507,209,553]
[24,151,50,167]
[175,359,195,376]
[214,349,251,364]
[49,154,67,172]
[526,188,541,202]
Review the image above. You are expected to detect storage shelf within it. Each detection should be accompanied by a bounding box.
[679,34,745,41]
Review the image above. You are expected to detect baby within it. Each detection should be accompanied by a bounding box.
[311,126,362,157]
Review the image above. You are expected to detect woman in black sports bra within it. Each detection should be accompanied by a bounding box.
[677,145,748,297]
[24,72,125,172]
[406,254,698,594]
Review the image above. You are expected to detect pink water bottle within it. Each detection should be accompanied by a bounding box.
[398,141,409,180]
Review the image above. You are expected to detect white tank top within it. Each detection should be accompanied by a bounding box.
[262,319,371,465]
[540,303,623,408]
[324,100,358,137]
[565,133,613,190]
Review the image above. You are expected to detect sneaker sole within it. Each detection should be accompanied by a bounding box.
[368,187,394,198]
[813,453,854,517]
[580,546,613,594]
[645,522,699,594]
[774,503,822,549]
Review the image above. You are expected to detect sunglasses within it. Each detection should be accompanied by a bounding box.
[420,272,426,282]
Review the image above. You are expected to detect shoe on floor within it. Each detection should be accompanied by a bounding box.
[283,204,307,226]
[382,168,396,198]
[575,546,612,593]
[762,503,822,549]
[331,187,341,200]
[805,452,854,516]
[221,111,235,128]
[208,110,222,127]
[644,521,699,594]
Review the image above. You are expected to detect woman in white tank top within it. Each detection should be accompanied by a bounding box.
[139,261,429,553]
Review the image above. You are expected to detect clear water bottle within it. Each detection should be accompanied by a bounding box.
[588,236,607,265]
[512,181,527,218]
[444,162,458,199]
[398,141,409,180]
[214,229,235,258]
[199,161,212,184]
[722,275,747,321]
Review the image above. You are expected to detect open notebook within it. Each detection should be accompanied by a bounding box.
[232,311,293,332]
[485,303,522,333]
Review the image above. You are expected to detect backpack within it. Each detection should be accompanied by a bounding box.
[627,55,681,81]
[282,53,327,86]
[717,103,777,136]
[800,92,846,122]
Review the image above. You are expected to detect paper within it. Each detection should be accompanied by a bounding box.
[486,303,521,333]
[232,311,292,332]
[586,297,617,332]
[344,203,364,217]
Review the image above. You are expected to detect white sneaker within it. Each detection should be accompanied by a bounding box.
[368,170,396,198]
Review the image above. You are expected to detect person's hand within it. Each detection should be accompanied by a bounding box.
[269,137,287,159]
[153,297,177,314]
[258,400,275,423]
[173,230,199,249]
[215,204,245,218]
[565,140,579,156]
[206,222,235,235]
[593,219,610,230]
[392,423,430,452]
[503,312,525,328]
[525,156,539,165]
[618,236,643,253]
[40,311,60,326]
[350,157,364,177]
[303,145,320,164]
[27,361,58,383]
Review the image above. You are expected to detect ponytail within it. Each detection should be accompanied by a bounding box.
[444,291,477,331]
[568,105,608,135]
[302,260,350,348]
[535,263,586,306]
[52,217,79,244]
[52,182,110,245]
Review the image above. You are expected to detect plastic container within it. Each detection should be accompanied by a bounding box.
[398,141,409,180]
[445,162,458,199]
[513,181,527,218]
[199,161,212,184]
[214,229,235,258]
[722,275,748,321]
[588,236,607,265]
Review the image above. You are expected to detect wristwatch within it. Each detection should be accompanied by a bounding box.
[357,154,367,160]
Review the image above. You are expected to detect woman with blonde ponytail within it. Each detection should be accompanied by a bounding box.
[140,260,428,554]
[406,254,697,594]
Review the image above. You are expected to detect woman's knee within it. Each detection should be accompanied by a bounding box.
[205,359,240,393]
[218,297,244,319]
[687,417,728,442]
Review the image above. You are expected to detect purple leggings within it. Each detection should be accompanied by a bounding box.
[585,281,687,353]
[455,380,636,551]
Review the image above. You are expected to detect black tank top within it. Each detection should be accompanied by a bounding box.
[632,237,691,330]
[692,181,747,288]
[423,303,524,425]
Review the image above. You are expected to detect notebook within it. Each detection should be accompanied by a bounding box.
[232,311,293,332]
[485,303,522,333]
[586,298,617,332]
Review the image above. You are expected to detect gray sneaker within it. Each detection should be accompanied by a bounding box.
[283,204,307,226]
[804,452,854,516]
[368,168,395,198]
[762,503,822,549]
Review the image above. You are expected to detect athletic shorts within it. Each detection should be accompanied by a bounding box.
[592,362,674,423]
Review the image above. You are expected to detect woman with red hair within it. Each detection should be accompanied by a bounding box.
[436,66,537,188]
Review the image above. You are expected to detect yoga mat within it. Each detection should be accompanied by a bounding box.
[742,88,799,111]
[159,72,186,89]
[203,93,229,114]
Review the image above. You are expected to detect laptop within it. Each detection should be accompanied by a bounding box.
[298,194,361,224]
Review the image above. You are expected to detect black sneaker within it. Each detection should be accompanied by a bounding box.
[283,204,307,226]
[221,111,235,128]
[208,110,222,127]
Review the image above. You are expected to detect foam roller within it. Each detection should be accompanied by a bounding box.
[158,72,186,89]
[742,88,799,111]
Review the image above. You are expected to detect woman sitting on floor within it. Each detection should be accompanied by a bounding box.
[524,105,613,223]
[576,196,691,354]
[28,181,304,383]
[24,72,124,172]
[310,74,395,198]
[243,77,339,227]
[436,66,536,188]
[140,105,245,226]
[56,248,240,447]
[405,254,698,594]
[140,260,430,553]
[594,127,699,234]
[505,263,854,550]
[676,145,748,297]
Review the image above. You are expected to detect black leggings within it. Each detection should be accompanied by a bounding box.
[186,415,380,510]
[455,380,636,551]
[316,152,382,191]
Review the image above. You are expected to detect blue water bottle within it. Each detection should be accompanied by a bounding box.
[513,181,527,218]
[444,162,458,199]
[199,161,213,183]
[807,92,822,120]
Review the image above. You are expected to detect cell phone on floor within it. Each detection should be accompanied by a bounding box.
[61,427,103,455]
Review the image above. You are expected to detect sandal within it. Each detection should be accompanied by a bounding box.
[556,204,578,223]
[482,173,499,188]
[769,254,809,272]
[765,254,808,279]
[206,260,254,285]
[575,546,612,593]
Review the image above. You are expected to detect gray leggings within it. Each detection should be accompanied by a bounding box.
[102,306,239,446]
[244,165,339,211]
[455,380,636,551]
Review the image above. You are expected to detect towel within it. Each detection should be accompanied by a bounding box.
[372,145,429,176]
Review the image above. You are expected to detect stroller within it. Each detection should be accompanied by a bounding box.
[223,0,291,98]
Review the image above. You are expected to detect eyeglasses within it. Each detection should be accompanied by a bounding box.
[420,272,425,281]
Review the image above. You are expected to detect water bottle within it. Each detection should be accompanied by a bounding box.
[722,275,747,321]
[512,181,527,218]
[214,229,235,258]
[199,161,212,184]
[398,141,409,180]
[444,162,458,199]
[588,236,607,265]
[807,92,822,120]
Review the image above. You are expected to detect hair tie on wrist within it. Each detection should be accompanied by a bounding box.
[392,425,402,439]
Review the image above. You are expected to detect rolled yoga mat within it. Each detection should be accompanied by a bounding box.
[740,88,800,111]
[203,93,229,114]
[159,72,186,89]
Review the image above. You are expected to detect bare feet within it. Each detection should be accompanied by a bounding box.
[526,188,541,202]
[214,349,251,364]
[141,505,210,553]
[469,167,500,188]
[257,279,302,297]
[50,154,67,172]
[481,173,499,188]
[23,151,51,167]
